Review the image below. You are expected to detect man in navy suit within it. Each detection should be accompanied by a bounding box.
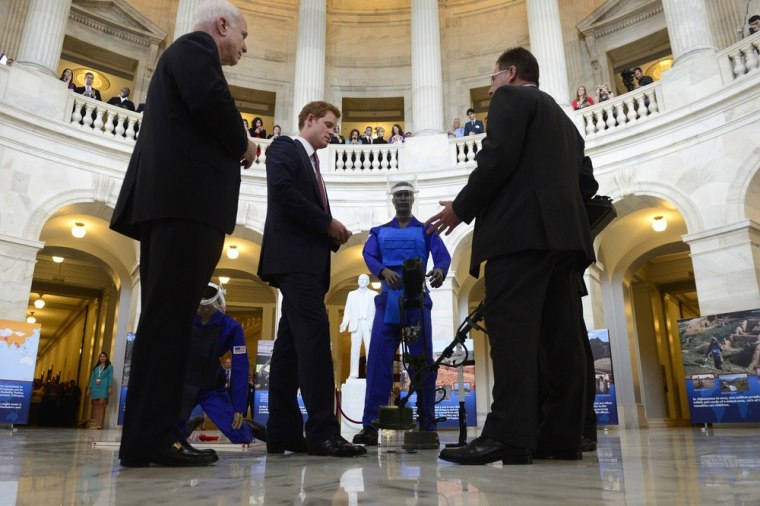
[428,47,596,465]
[258,101,366,458]
[462,108,484,136]
[110,0,255,467]
[74,72,102,101]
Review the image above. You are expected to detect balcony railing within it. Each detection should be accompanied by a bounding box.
[718,31,760,81]
[325,144,401,173]
[450,135,484,169]
[64,93,143,143]
[576,84,661,138]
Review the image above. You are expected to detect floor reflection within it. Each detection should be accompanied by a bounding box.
[3,427,760,505]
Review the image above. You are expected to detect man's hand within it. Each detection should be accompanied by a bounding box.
[241,139,257,169]
[327,218,352,245]
[425,201,462,236]
[232,412,243,430]
[339,322,347,332]
[381,268,402,289]
[426,268,444,288]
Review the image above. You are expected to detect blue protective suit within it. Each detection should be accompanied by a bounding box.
[179,310,253,443]
[362,217,451,430]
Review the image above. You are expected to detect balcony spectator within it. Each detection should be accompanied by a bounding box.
[242,118,249,134]
[463,108,484,136]
[596,83,614,102]
[268,125,282,139]
[447,117,464,138]
[330,124,344,144]
[136,102,146,113]
[107,87,136,111]
[374,127,388,144]
[361,125,374,144]
[389,123,405,144]
[405,132,412,138]
[634,67,653,88]
[346,128,361,144]
[249,116,266,138]
[749,15,760,35]
[571,86,594,110]
[60,68,75,90]
[74,72,102,100]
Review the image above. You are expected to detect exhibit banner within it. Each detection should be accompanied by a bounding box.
[589,329,618,425]
[252,340,307,425]
[117,332,135,426]
[0,320,41,425]
[679,310,760,423]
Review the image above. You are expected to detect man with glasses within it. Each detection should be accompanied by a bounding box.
[427,47,596,465]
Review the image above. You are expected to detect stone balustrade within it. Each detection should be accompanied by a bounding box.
[577,84,661,138]
[249,137,271,170]
[450,135,484,169]
[718,31,760,81]
[325,144,400,173]
[65,92,143,142]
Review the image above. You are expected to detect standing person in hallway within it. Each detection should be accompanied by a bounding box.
[427,47,596,465]
[109,0,256,467]
[86,352,113,429]
[258,101,365,458]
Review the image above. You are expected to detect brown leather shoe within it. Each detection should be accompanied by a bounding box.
[438,436,532,465]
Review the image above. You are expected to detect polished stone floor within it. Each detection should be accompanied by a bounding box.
[2,426,760,505]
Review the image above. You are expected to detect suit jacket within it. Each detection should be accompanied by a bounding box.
[258,136,337,291]
[463,119,484,136]
[110,32,247,240]
[107,96,136,111]
[453,85,596,277]
[74,86,102,101]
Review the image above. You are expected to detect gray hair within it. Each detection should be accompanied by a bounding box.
[192,0,241,30]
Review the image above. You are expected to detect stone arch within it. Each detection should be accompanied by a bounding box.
[728,145,760,224]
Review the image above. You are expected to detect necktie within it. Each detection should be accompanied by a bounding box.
[311,153,328,210]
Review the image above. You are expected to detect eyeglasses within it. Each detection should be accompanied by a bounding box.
[489,68,510,84]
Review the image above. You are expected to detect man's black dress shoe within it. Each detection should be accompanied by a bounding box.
[532,447,583,460]
[245,420,268,442]
[438,436,532,465]
[352,427,378,446]
[178,438,217,456]
[267,436,308,454]
[309,434,367,457]
[120,442,219,467]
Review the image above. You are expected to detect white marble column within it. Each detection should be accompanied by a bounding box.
[15,0,72,77]
[526,0,570,108]
[0,234,44,322]
[291,0,326,133]
[706,0,743,49]
[174,0,204,41]
[662,0,716,64]
[411,0,444,136]
[0,0,31,61]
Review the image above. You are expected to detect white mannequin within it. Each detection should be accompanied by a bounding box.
[340,274,378,379]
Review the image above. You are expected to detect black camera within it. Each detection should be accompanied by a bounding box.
[620,68,636,92]
[402,257,425,301]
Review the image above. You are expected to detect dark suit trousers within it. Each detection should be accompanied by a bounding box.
[267,272,340,447]
[481,250,586,450]
[119,218,224,461]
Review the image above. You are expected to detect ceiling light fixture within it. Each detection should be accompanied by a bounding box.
[226,244,239,260]
[26,312,36,324]
[652,215,667,232]
[218,276,230,284]
[371,281,381,290]
[71,222,86,238]
[52,256,64,263]
[34,295,45,309]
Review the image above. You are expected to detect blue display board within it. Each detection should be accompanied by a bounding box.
[0,320,41,425]
[252,340,307,425]
[117,332,135,426]
[589,329,619,425]
[679,309,760,423]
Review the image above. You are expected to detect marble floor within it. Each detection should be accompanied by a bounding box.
[1,426,760,505]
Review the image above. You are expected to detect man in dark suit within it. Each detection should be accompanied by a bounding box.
[109,0,255,467]
[427,47,596,465]
[107,87,136,111]
[462,108,484,136]
[258,101,366,458]
[74,72,102,101]
[360,126,374,144]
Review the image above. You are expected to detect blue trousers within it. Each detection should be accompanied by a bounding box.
[362,292,437,430]
[179,386,253,444]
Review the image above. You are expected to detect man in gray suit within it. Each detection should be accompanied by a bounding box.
[427,47,596,465]
[110,0,255,467]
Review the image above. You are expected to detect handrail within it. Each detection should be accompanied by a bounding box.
[574,83,661,138]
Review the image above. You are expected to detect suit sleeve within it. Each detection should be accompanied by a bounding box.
[452,88,532,224]
[265,139,333,234]
[227,320,249,414]
[170,35,247,160]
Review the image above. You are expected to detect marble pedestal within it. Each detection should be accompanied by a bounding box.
[340,378,366,438]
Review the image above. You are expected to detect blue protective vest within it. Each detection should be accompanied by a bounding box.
[377,225,428,324]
